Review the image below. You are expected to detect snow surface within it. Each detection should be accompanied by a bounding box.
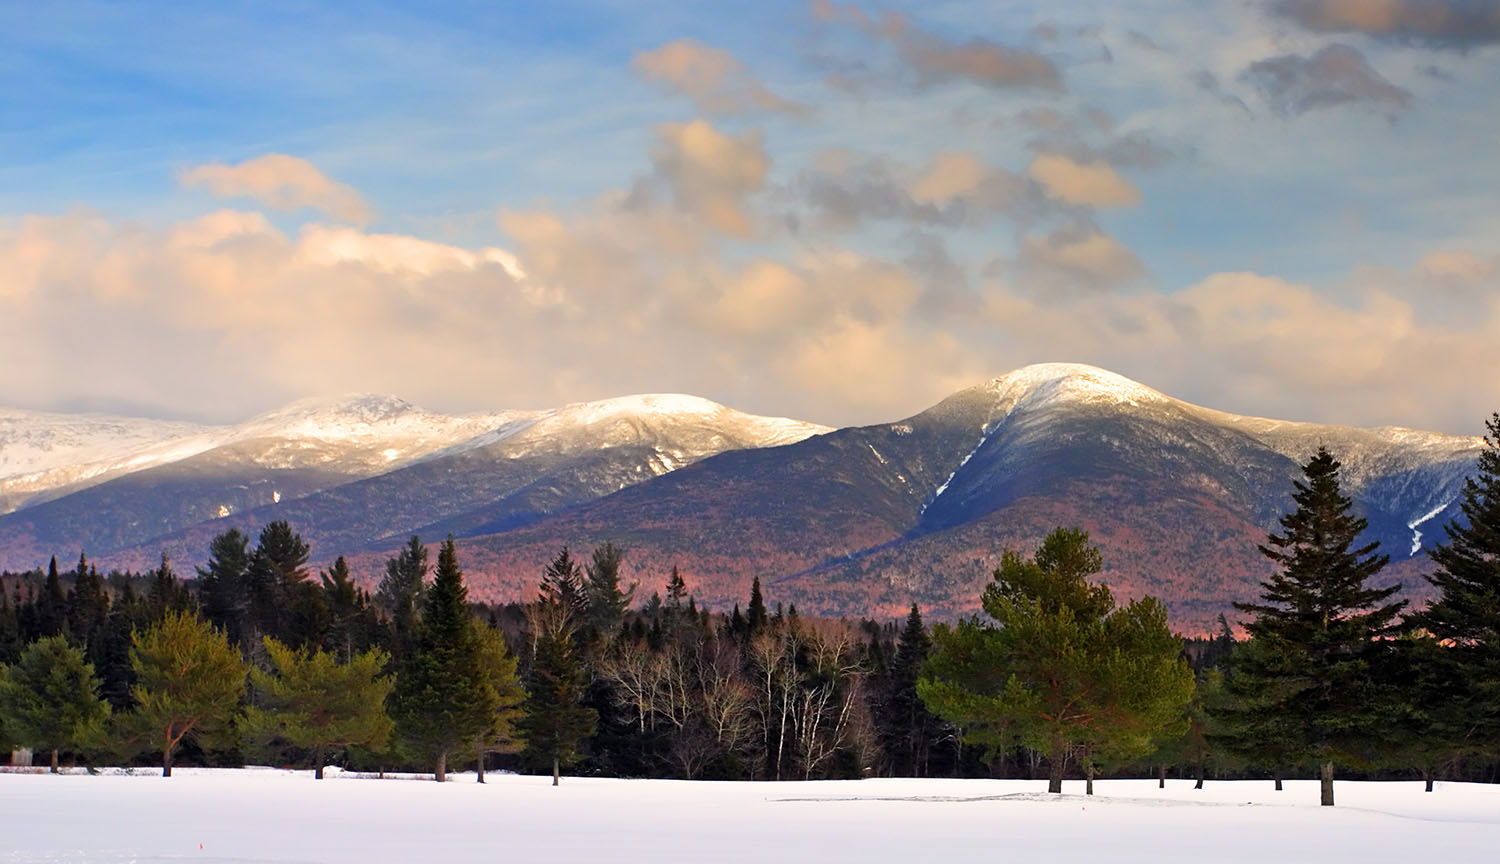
[2,770,1496,863]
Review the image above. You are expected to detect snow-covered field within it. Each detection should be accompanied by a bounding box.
[2,770,1497,863]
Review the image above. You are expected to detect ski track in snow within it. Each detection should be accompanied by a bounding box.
[1407,501,1451,556]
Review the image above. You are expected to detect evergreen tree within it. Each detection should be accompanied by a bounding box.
[36,556,68,639]
[144,552,193,621]
[584,541,634,639]
[0,635,110,772]
[1409,412,1500,761]
[1228,447,1404,806]
[519,600,597,785]
[246,638,394,779]
[375,535,428,663]
[919,527,1194,794]
[66,553,109,651]
[126,611,246,776]
[249,521,324,648]
[320,556,373,661]
[539,547,589,621]
[876,605,948,777]
[471,622,527,783]
[388,537,494,781]
[197,529,252,649]
[746,577,768,638]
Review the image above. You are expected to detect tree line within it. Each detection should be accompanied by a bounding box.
[2,415,1499,804]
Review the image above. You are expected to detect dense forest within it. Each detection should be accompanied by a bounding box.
[2,416,1499,807]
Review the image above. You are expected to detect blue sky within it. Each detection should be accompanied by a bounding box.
[3,0,1499,432]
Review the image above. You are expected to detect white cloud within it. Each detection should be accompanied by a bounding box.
[180,154,372,224]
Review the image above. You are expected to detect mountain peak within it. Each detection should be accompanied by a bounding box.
[986,363,1170,411]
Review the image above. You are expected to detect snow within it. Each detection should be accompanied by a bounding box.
[986,363,1172,412]
[1,770,1496,863]
[1407,501,1452,556]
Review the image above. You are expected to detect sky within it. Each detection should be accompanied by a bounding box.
[2,0,1499,433]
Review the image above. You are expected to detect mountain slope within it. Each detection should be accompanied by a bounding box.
[0,394,828,571]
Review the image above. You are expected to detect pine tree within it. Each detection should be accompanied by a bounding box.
[919,527,1194,794]
[126,611,246,776]
[145,552,193,621]
[0,635,110,772]
[376,536,428,663]
[1409,412,1500,760]
[246,638,394,779]
[388,537,493,781]
[1228,447,1404,806]
[321,556,371,661]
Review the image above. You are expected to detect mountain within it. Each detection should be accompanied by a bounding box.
[0,393,829,572]
[0,365,1481,633]
[426,364,1480,633]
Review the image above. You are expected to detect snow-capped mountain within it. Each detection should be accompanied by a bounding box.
[434,364,1483,633]
[0,392,828,571]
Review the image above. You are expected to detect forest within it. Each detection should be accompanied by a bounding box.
[2,416,1499,808]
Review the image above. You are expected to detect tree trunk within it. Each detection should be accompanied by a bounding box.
[50,748,59,774]
[476,744,486,784]
[1158,764,1166,789]
[552,757,560,787]
[1273,770,1282,791]
[435,752,447,783]
[1085,763,1095,796]
[1047,742,1064,794]
[1194,760,1205,790]
[1320,761,1334,807]
[162,747,173,778]
[1422,769,1433,792]
[314,745,324,780]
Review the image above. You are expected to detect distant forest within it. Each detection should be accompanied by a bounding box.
[2,416,1499,807]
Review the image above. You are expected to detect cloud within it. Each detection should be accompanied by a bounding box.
[1014,223,1147,295]
[797,149,1037,233]
[1026,152,1141,208]
[1270,0,1500,49]
[633,39,806,117]
[179,154,372,224]
[1191,70,1254,117]
[812,0,1063,93]
[647,120,770,237]
[1242,43,1412,117]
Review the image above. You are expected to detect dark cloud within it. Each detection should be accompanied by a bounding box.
[795,150,1044,233]
[811,0,1064,93]
[1241,44,1411,117]
[1270,0,1500,50]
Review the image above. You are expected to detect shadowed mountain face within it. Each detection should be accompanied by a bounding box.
[0,365,1480,633]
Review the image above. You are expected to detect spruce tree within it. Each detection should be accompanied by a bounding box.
[746,577,768,637]
[877,605,947,777]
[36,557,68,639]
[1228,447,1404,806]
[197,529,252,649]
[1409,413,1500,759]
[539,547,589,621]
[584,542,634,638]
[66,554,109,652]
[387,537,494,781]
[376,536,428,663]
[0,635,110,772]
